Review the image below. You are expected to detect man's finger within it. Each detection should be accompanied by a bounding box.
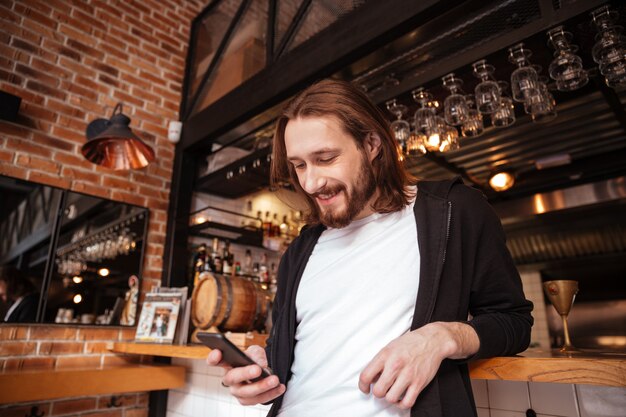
[359,357,384,393]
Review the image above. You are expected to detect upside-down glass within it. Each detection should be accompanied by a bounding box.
[547,26,588,92]
[461,96,484,137]
[524,73,557,123]
[406,130,428,156]
[508,43,541,103]
[412,88,443,139]
[386,99,411,148]
[473,59,501,114]
[591,6,626,88]
[442,74,469,126]
[492,81,516,128]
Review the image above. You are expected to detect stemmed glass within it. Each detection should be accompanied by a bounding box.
[406,127,427,156]
[461,96,484,138]
[492,81,516,128]
[543,280,580,354]
[524,67,557,124]
[547,26,588,92]
[412,88,444,143]
[473,60,501,114]
[442,74,469,126]
[591,6,626,88]
[386,99,411,152]
[508,43,541,104]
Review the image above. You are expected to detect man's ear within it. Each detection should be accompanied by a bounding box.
[364,132,382,162]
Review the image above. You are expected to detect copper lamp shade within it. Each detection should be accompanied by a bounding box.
[82,103,155,170]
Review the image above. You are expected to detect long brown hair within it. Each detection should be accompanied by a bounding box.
[271,79,415,225]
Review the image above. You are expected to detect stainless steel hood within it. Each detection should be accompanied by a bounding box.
[492,176,626,266]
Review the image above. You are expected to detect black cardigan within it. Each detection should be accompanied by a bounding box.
[265,178,533,417]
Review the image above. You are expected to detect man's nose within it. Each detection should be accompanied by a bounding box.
[301,167,326,195]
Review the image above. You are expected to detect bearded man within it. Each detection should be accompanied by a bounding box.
[207,79,533,417]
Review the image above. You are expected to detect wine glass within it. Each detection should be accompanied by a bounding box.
[385,99,411,150]
[543,280,580,354]
[461,96,484,138]
[508,43,541,104]
[547,26,588,92]
[412,88,443,140]
[492,81,516,128]
[591,6,626,88]
[442,73,469,126]
[473,59,501,114]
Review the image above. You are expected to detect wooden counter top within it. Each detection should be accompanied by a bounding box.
[0,364,185,404]
[109,342,626,388]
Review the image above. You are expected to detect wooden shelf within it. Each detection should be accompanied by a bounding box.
[109,343,626,387]
[0,364,185,404]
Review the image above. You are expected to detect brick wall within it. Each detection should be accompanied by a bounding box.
[0,0,208,414]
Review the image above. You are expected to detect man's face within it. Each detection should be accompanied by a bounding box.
[284,116,378,228]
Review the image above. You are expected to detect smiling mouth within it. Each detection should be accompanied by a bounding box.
[315,189,341,206]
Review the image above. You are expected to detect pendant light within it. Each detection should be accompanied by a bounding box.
[82,103,155,170]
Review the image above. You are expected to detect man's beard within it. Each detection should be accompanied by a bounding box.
[313,154,377,229]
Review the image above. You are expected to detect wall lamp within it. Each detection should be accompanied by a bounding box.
[82,103,155,170]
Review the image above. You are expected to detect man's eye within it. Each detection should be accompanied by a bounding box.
[319,156,336,164]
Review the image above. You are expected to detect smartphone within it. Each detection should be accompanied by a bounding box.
[197,332,272,382]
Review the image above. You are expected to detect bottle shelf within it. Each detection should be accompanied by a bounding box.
[195,146,272,198]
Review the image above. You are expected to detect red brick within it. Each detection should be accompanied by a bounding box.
[137,393,149,406]
[10,37,40,54]
[42,38,81,62]
[54,151,94,169]
[28,171,71,188]
[77,328,120,341]
[74,74,110,95]
[0,341,37,355]
[0,403,51,417]
[15,2,55,24]
[22,15,63,42]
[66,38,105,60]
[46,100,86,120]
[29,326,78,340]
[15,63,60,86]
[31,57,73,81]
[51,125,86,144]
[62,167,100,183]
[4,356,56,371]
[82,410,123,417]
[55,355,101,369]
[70,9,107,32]
[124,408,149,417]
[98,73,119,87]
[46,0,72,15]
[59,23,97,47]
[109,27,139,47]
[145,197,169,211]
[110,190,146,207]
[7,138,53,158]
[0,164,28,179]
[84,341,110,354]
[32,132,76,152]
[0,68,24,84]
[97,394,137,409]
[51,398,97,415]
[16,154,59,172]
[112,90,144,108]
[101,176,138,193]
[21,102,58,123]
[38,341,84,355]
[26,80,67,100]
[131,172,164,188]
[72,181,111,199]
[0,149,14,162]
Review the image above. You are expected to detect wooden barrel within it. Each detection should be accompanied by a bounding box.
[191,273,271,332]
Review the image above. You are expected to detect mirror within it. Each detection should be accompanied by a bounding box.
[0,175,148,326]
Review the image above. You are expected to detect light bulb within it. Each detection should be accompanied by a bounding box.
[489,172,515,191]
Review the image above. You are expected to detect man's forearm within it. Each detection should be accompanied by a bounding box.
[427,321,480,360]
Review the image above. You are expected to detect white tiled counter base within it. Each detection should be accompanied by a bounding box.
[471,379,626,417]
[166,357,270,417]
[165,357,625,417]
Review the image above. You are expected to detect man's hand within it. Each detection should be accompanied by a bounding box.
[206,344,286,406]
[358,322,479,410]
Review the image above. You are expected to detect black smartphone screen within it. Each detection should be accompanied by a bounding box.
[197,332,272,382]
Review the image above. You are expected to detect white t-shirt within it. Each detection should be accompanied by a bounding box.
[278,197,420,417]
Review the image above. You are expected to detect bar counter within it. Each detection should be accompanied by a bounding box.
[108,342,626,388]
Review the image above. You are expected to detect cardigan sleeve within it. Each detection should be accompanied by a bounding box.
[462,188,534,360]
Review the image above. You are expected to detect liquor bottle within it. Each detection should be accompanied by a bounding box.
[222,240,233,275]
[271,213,280,237]
[263,211,272,237]
[279,215,289,239]
[192,243,207,287]
[259,253,269,284]
[243,249,253,275]
[211,237,222,274]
